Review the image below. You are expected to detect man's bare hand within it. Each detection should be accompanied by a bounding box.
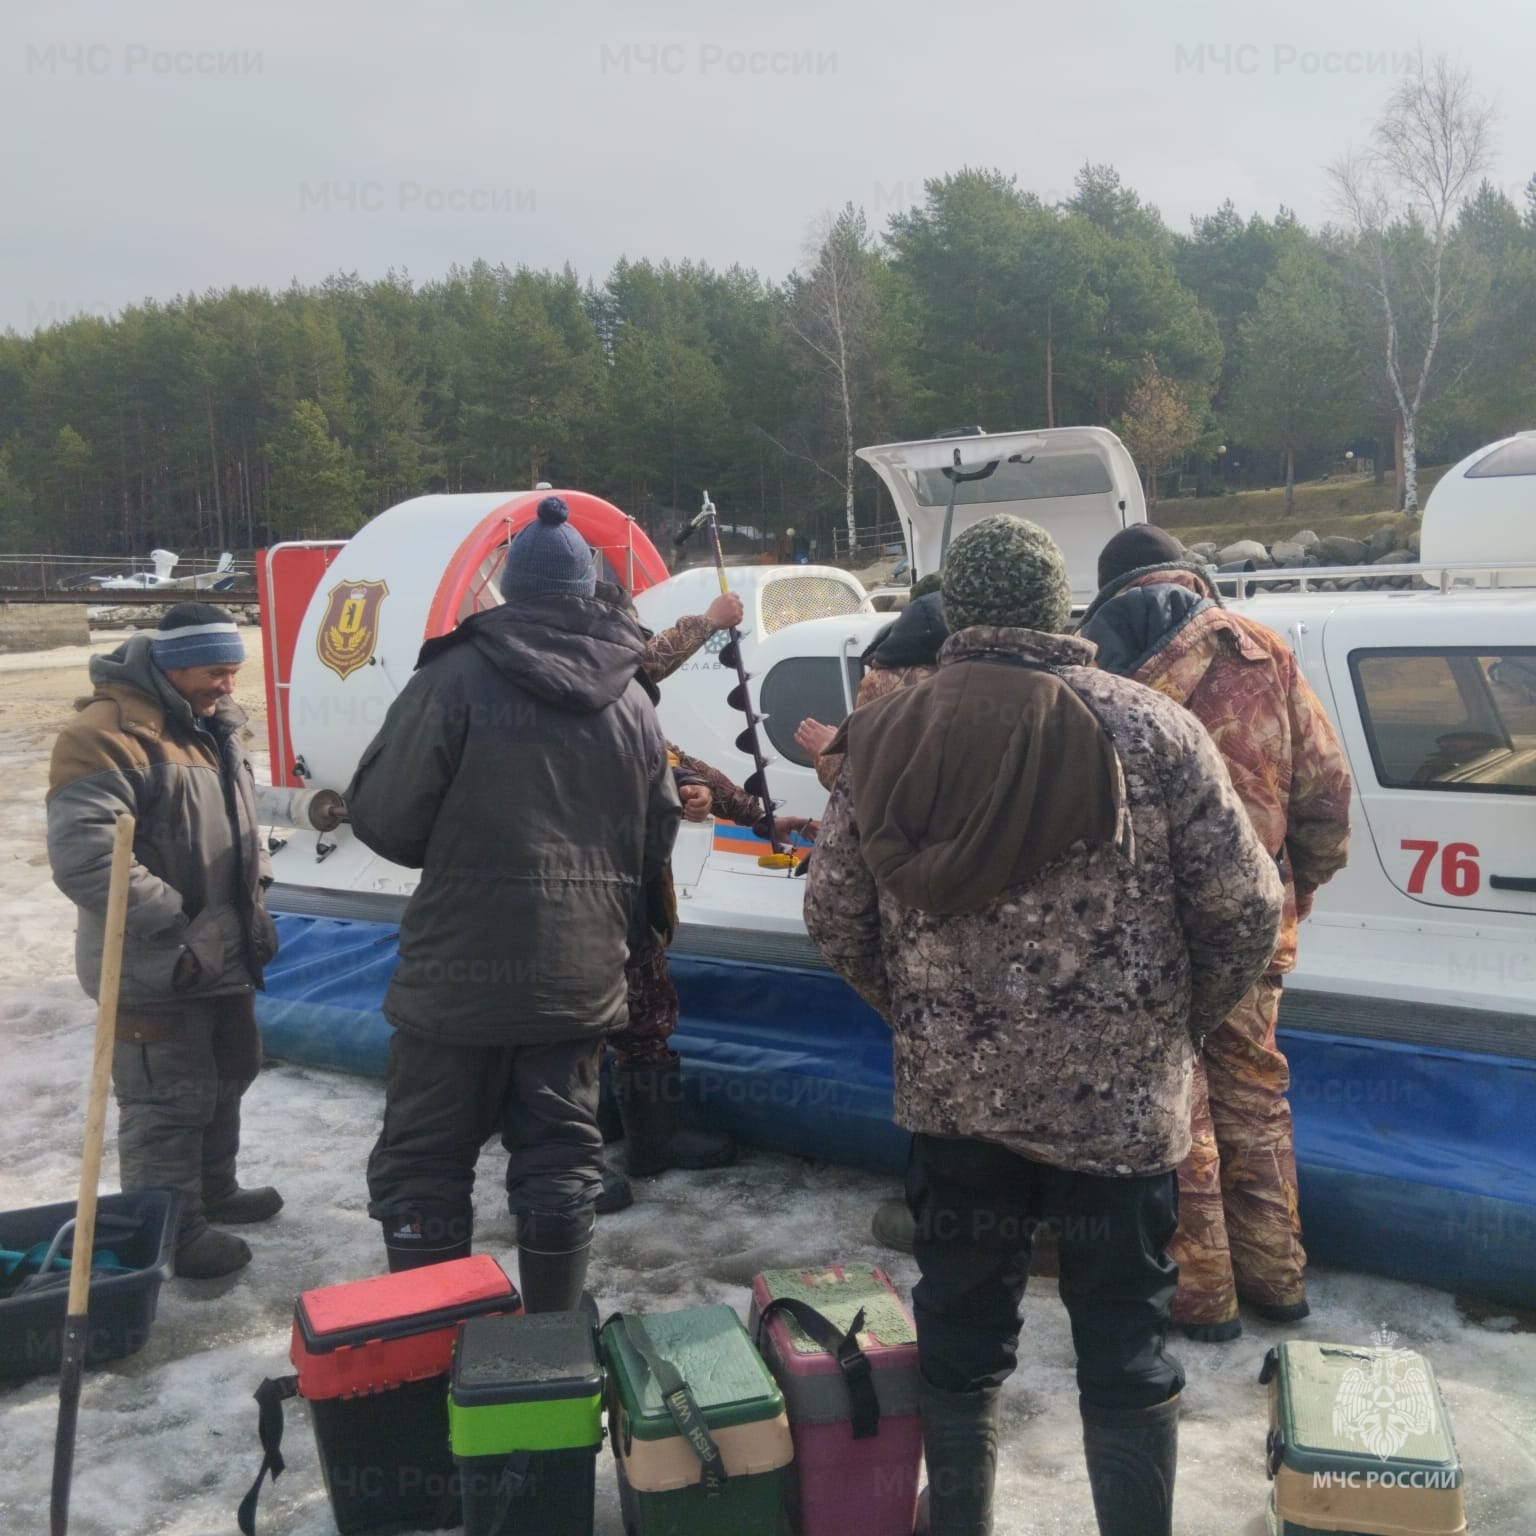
[705,592,744,632]
[794,718,837,758]
[773,816,819,844]
[679,783,712,822]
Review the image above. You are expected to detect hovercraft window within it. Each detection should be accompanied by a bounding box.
[1465,437,1536,478]
[759,657,864,767]
[902,452,1114,508]
[1351,648,1536,794]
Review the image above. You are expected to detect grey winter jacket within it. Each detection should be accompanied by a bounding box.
[47,634,277,1009]
[344,593,682,1047]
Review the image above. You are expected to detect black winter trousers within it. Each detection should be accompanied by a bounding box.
[906,1133,1185,1412]
[367,1030,605,1250]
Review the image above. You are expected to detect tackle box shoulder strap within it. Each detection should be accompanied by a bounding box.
[237,1374,300,1535]
[755,1296,880,1440]
[608,1313,729,1496]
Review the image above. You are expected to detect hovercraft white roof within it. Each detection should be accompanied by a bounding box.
[857,426,1146,603]
[1421,431,1536,579]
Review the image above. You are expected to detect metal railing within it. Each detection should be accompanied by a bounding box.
[1208,559,1536,600]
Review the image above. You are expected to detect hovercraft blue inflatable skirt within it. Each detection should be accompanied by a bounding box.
[258,913,1536,1306]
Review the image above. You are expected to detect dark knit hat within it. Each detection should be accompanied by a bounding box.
[501,496,596,598]
[941,515,1072,635]
[151,602,245,670]
[909,572,944,600]
[1096,524,1186,592]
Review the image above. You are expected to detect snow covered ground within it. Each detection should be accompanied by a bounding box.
[0,634,1533,1534]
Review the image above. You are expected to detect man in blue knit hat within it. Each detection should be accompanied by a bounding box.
[48,602,283,1280]
[348,497,682,1309]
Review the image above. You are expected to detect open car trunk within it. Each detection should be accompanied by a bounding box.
[857,427,1147,605]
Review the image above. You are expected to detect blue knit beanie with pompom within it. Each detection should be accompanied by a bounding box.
[500,496,596,598]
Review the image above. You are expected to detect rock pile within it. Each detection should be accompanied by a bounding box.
[1182,521,1427,591]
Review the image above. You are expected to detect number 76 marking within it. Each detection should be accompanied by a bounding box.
[1401,839,1482,897]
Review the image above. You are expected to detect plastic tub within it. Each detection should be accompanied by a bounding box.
[0,1189,181,1380]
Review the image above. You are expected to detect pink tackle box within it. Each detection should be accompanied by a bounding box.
[748,1263,923,1536]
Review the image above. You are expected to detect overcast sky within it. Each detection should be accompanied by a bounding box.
[4,0,1532,335]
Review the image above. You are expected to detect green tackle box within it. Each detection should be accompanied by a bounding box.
[601,1304,793,1536]
[449,1312,605,1536]
[1261,1339,1465,1536]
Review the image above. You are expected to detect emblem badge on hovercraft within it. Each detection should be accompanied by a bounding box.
[316,579,389,680]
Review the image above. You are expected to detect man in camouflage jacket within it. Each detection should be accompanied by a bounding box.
[804,516,1283,1536]
[1080,525,1353,1340]
[594,583,809,1212]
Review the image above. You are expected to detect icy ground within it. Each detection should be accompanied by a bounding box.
[0,635,1533,1535]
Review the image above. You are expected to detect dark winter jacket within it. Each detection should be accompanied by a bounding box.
[1080,563,1352,975]
[345,594,682,1046]
[47,633,276,1010]
[804,625,1284,1177]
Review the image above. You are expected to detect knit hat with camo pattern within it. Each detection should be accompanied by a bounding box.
[941,515,1072,635]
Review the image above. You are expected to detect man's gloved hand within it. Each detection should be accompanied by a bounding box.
[704,592,744,632]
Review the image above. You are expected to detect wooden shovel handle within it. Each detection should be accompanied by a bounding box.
[66,813,135,1317]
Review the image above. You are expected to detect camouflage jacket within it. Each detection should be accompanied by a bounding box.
[643,613,716,686]
[672,744,761,826]
[803,626,1284,1176]
[1080,566,1352,975]
[814,664,937,790]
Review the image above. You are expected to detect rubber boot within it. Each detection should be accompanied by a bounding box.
[1176,1316,1242,1343]
[516,1207,594,1314]
[916,1380,1000,1535]
[594,1157,634,1215]
[871,1197,916,1254]
[1247,1296,1310,1323]
[204,1186,284,1224]
[380,1201,473,1273]
[176,1226,252,1279]
[613,1060,735,1178]
[1080,1393,1180,1536]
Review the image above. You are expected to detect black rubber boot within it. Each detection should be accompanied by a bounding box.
[593,1158,634,1215]
[916,1380,1000,1535]
[176,1226,252,1279]
[613,1060,735,1178]
[204,1185,284,1224]
[380,1201,473,1273]
[516,1207,594,1314]
[1247,1296,1310,1323]
[1176,1317,1242,1343]
[1080,1393,1180,1536]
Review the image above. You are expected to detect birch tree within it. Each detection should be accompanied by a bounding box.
[783,204,874,558]
[1330,56,1492,512]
